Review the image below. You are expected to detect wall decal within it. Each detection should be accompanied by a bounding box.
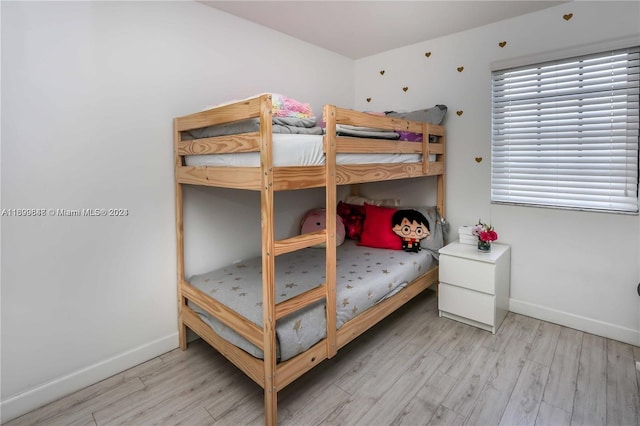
[457,66,464,72]
[563,13,573,21]
[499,41,507,48]
[475,157,483,163]
[366,97,372,103]
[456,110,464,116]
[402,86,408,92]
[380,70,385,75]
[425,52,432,57]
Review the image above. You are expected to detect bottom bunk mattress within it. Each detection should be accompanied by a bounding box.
[188,240,437,361]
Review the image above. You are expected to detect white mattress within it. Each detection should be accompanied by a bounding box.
[184,134,434,167]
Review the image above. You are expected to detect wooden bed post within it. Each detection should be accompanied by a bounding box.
[437,129,446,218]
[259,95,278,426]
[324,105,338,359]
[174,118,188,351]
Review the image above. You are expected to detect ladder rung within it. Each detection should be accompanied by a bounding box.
[274,231,326,256]
[276,284,326,320]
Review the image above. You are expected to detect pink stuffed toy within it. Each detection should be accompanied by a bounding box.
[300,208,346,247]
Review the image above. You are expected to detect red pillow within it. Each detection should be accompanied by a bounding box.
[358,204,402,250]
[337,201,366,240]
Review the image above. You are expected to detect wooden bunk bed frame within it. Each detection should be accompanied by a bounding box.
[174,94,446,425]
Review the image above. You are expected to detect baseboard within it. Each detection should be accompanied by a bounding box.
[0,333,179,423]
[509,298,640,347]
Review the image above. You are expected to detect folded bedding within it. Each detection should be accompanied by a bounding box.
[182,97,447,144]
[184,116,323,140]
[336,124,400,140]
[386,105,448,142]
[188,240,436,361]
[385,104,448,124]
[271,93,313,118]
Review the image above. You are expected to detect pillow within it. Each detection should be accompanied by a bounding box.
[385,105,448,125]
[358,204,402,250]
[387,105,447,143]
[344,195,400,207]
[300,208,345,247]
[271,93,314,118]
[337,201,366,240]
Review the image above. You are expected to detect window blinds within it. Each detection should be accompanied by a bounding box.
[491,46,640,213]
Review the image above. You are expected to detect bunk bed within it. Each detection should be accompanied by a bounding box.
[174,94,446,425]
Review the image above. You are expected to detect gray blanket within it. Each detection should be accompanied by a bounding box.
[184,116,323,140]
[336,124,400,140]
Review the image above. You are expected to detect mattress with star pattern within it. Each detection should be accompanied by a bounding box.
[188,239,436,361]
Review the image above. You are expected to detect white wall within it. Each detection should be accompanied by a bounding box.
[354,1,640,346]
[0,1,353,421]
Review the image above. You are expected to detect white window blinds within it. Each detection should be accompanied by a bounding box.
[491,46,640,213]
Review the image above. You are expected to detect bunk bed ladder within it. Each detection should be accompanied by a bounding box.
[260,100,339,426]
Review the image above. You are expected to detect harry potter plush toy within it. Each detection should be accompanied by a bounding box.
[391,209,430,253]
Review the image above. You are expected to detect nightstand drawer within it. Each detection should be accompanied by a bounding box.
[438,283,494,325]
[439,255,495,294]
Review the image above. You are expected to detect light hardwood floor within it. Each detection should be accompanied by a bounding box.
[6,291,640,426]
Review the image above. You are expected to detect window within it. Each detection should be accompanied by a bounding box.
[491,46,639,213]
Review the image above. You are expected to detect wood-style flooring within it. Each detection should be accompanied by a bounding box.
[6,291,640,425]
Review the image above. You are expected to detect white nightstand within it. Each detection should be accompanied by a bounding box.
[438,242,511,334]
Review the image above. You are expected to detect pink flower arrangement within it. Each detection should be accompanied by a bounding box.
[472,220,498,242]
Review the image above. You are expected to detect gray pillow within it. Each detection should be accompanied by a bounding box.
[386,105,448,125]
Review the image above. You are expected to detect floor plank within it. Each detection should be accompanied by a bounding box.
[606,338,640,426]
[542,327,583,413]
[535,400,571,426]
[499,360,550,426]
[355,348,445,425]
[571,333,607,426]
[393,369,457,426]
[527,320,562,367]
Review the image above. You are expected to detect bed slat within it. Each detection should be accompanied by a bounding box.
[175,96,263,132]
[181,306,265,388]
[181,281,264,351]
[274,231,326,256]
[275,339,328,391]
[275,284,326,320]
[176,166,261,189]
[336,137,423,154]
[429,143,445,155]
[272,166,326,190]
[335,163,429,184]
[334,107,423,133]
[178,132,261,155]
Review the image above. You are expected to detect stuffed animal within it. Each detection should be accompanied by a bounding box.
[300,208,346,247]
[391,209,430,252]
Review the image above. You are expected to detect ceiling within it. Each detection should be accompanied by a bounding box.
[201,1,568,59]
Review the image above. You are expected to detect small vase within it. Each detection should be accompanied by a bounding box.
[477,240,491,253]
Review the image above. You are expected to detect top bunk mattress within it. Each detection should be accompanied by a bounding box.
[184,134,435,167]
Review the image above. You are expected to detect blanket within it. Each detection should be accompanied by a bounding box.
[185,116,323,140]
